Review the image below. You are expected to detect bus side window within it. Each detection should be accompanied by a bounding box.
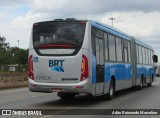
[146,49,149,65]
[91,27,103,56]
[108,35,116,61]
[138,46,142,64]
[99,39,104,65]
[116,37,122,62]
[142,47,146,64]
[95,38,100,65]
[104,33,108,60]
[151,50,153,65]
[123,40,128,63]
[128,42,131,62]
[94,28,103,39]
[136,45,139,63]
[148,50,151,65]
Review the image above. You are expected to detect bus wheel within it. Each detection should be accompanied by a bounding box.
[147,76,152,87]
[137,78,143,90]
[103,79,115,100]
[58,93,75,100]
[109,80,114,99]
[147,82,152,87]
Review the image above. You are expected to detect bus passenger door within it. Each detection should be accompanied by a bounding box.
[95,38,105,95]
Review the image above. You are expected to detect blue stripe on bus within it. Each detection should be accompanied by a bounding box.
[92,55,154,84]
[105,63,132,82]
[92,54,96,84]
[92,53,133,83]
[136,65,155,79]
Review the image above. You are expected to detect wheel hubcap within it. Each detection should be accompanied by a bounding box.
[110,86,113,96]
[141,81,143,88]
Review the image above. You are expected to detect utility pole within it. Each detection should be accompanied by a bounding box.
[109,17,115,27]
[17,40,19,48]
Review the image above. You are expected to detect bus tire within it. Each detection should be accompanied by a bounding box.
[137,78,143,90]
[147,82,152,87]
[58,93,75,100]
[108,79,115,99]
[102,79,115,100]
[147,75,153,87]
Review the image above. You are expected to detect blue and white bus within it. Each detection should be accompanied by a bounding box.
[28,18,158,100]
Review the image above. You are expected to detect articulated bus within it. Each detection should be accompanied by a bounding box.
[28,18,158,100]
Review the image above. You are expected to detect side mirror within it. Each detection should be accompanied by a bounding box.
[153,55,158,63]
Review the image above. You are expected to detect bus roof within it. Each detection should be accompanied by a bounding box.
[91,20,153,50]
[33,18,153,50]
[135,38,153,50]
[91,20,131,40]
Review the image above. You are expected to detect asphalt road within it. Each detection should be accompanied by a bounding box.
[1,77,160,118]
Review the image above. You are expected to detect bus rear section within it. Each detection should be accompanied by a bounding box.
[28,20,92,99]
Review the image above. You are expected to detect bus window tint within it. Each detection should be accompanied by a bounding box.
[99,39,104,65]
[139,46,142,64]
[151,51,153,65]
[123,40,128,62]
[116,37,122,62]
[33,22,86,56]
[104,33,108,60]
[146,49,149,64]
[95,38,100,64]
[128,42,131,62]
[148,50,151,65]
[142,47,146,64]
[108,35,116,61]
[136,45,139,63]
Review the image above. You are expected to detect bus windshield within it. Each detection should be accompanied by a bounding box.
[33,21,86,56]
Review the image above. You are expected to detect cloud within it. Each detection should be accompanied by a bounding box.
[0,0,30,6]
[0,0,160,57]
[0,12,50,48]
[101,11,160,37]
[30,0,160,15]
[101,11,160,55]
[1,0,160,14]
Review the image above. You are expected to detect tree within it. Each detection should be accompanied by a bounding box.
[0,36,10,66]
[0,36,9,49]
[0,36,28,71]
[7,47,28,71]
[7,47,19,64]
[7,47,28,64]
[18,49,28,65]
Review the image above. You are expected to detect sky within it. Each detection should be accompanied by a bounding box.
[0,0,160,58]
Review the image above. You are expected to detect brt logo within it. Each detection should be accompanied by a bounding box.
[49,60,65,72]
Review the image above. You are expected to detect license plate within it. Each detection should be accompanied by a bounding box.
[52,88,61,92]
